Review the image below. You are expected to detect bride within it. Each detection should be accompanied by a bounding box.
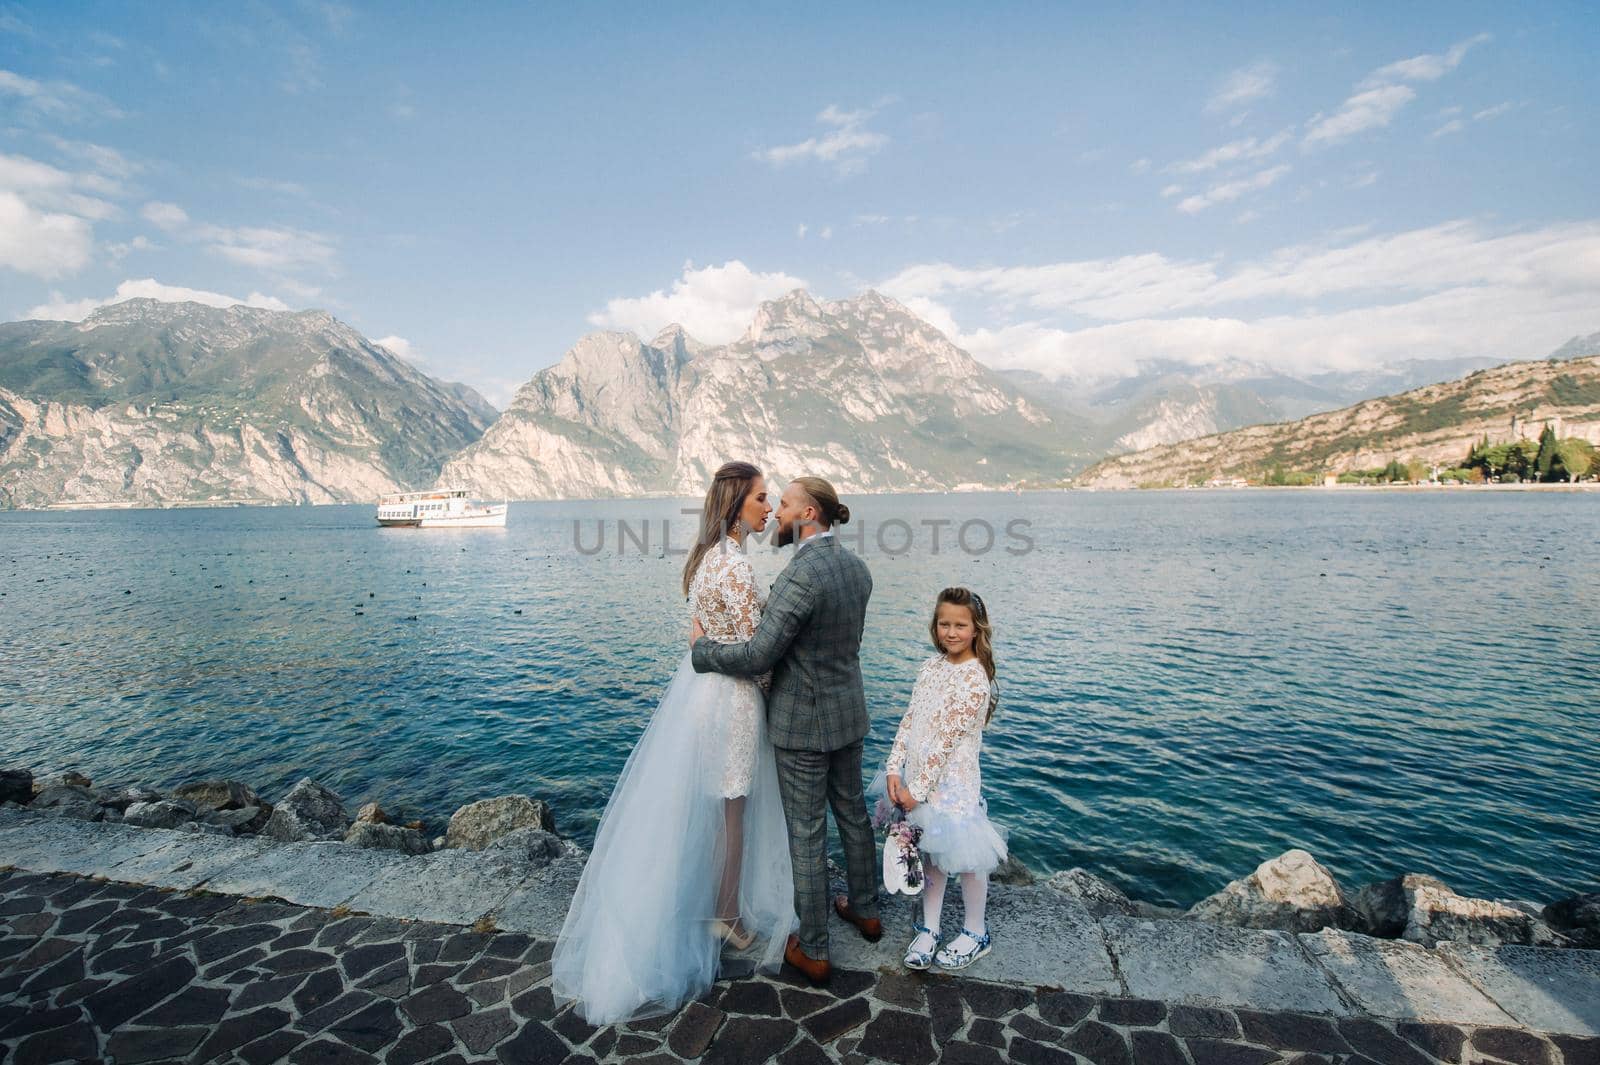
[552,461,798,1024]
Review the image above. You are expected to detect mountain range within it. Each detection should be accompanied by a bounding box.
[1076,339,1600,488]
[0,300,494,508]
[0,294,1595,507]
[438,290,1095,497]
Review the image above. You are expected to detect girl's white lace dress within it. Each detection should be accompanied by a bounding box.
[875,654,1007,875]
[551,536,796,1024]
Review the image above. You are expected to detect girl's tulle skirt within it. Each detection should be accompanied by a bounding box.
[867,768,1008,876]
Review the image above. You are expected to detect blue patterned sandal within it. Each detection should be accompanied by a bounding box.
[934,928,992,970]
[903,924,940,971]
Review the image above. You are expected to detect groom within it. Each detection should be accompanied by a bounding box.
[690,475,881,985]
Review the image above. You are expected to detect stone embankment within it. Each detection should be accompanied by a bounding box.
[2,766,1597,1064]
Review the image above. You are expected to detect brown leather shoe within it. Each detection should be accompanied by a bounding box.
[783,934,832,986]
[833,895,883,942]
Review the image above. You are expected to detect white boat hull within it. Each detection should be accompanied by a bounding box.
[375,494,508,528]
[418,507,507,528]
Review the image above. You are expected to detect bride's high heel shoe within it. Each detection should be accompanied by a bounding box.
[709,918,756,951]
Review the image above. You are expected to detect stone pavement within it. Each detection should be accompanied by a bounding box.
[2,810,1598,1064]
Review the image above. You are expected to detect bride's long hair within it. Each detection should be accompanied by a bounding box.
[682,461,763,596]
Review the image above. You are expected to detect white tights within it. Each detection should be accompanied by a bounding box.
[911,861,989,953]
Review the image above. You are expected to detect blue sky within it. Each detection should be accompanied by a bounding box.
[3,2,1597,404]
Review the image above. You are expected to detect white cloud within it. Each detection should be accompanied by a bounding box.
[1304,34,1490,150]
[1130,157,1152,175]
[755,103,889,175]
[1359,33,1491,89]
[1168,130,1292,174]
[1160,184,1182,199]
[796,223,808,239]
[0,68,122,120]
[237,176,309,197]
[878,218,1600,382]
[375,335,416,361]
[1473,101,1513,121]
[1206,61,1277,115]
[25,279,291,322]
[587,260,809,345]
[199,223,337,273]
[1303,85,1416,147]
[24,279,289,321]
[1430,118,1466,139]
[0,151,118,220]
[0,190,93,278]
[1177,164,1291,214]
[105,235,154,262]
[820,225,833,240]
[44,137,138,180]
[141,201,189,230]
[137,200,337,275]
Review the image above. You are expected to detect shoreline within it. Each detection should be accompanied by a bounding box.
[6,765,1595,956]
[7,479,1600,513]
[3,806,1598,1051]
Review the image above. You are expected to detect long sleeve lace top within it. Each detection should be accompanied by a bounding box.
[687,536,769,796]
[885,654,992,811]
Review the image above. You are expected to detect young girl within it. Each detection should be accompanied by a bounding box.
[881,586,1006,971]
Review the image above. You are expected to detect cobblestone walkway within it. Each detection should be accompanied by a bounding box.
[2,868,1594,1065]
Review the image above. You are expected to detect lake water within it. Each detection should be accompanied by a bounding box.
[2,491,1596,908]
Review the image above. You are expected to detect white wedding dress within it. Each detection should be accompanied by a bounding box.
[551,535,797,1024]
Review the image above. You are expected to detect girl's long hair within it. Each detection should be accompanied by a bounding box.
[929,586,999,724]
[682,462,763,597]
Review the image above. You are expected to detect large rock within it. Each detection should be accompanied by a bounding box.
[344,821,431,855]
[1403,882,1565,948]
[1187,849,1353,933]
[355,802,388,825]
[95,785,161,812]
[61,771,92,788]
[483,826,577,868]
[445,795,555,850]
[1545,893,1600,949]
[261,778,350,842]
[123,799,201,829]
[30,784,105,821]
[173,779,260,811]
[1046,868,1141,917]
[0,769,33,805]
[992,854,1036,886]
[1352,873,1452,938]
[202,805,268,832]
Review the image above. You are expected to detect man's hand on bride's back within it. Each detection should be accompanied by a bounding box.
[690,617,705,646]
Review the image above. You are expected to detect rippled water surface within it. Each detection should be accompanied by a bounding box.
[2,492,1597,907]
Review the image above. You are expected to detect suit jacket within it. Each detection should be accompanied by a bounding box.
[691,533,872,752]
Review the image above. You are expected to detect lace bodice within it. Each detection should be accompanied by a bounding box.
[687,535,768,797]
[885,654,992,810]
[688,535,767,644]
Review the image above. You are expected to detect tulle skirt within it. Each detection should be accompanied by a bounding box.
[551,653,797,1025]
[867,768,1008,877]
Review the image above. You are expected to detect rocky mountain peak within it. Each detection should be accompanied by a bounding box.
[742,289,833,354]
[650,323,706,360]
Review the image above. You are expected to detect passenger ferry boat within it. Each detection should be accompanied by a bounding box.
[375,489,508,528]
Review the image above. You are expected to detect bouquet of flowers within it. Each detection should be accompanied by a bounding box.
[877,805,926,896]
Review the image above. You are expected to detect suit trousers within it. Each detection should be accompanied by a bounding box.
[772,741,880,958]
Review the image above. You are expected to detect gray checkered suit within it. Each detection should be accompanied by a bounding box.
[692,533,879,958]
